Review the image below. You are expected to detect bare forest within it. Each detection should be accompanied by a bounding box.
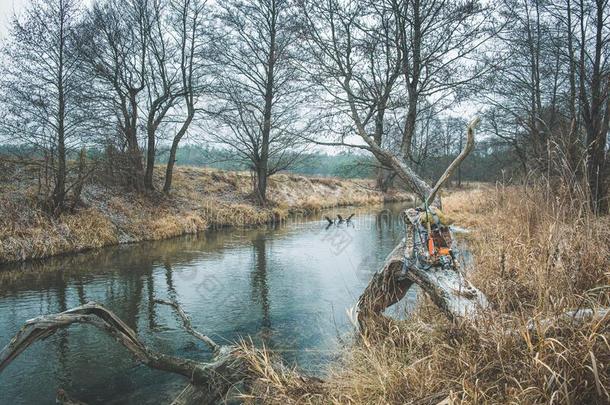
[0,0,608,404]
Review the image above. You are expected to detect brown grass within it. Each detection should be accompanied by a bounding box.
[241,182,610,404]
[0,166,412,263]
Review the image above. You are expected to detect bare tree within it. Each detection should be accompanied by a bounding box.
[299,0,492,199]
[207,0,307,205]
[79,0,209,193]
[486,0,609,212]
[0,0,87,214]
[163,0,209,193]
[143,0,209,191]
[143,0,182,190]
[78,0,152,191]
[578,0,609,213]
[484,0,574,175]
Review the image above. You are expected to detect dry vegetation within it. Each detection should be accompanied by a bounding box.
[241,183,610,404]
[0,166,411,264]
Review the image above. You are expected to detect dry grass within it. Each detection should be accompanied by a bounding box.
[0,166,411,263]
[241,182,610,404]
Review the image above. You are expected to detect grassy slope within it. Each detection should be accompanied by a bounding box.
[243,184,610,404]
[0,166,411,264]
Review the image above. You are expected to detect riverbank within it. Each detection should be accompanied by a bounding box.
[0,166,412,264]
[244,184,610,404]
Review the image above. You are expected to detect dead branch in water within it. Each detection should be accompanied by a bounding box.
[0,299,329,403]
[56,389,88,405]
[324,213,355,226]
[0,302,249,404]
[154,299,220,353]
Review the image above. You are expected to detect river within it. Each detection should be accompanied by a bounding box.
[0,202,415,404]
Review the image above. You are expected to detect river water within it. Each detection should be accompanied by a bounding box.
[0,202,415,404]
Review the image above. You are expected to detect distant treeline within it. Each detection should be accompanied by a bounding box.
[1,142,516,183]
[154,142,517,183]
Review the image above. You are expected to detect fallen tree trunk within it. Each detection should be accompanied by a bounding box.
[357,237,489,331]
[527,307,610,331]
[357,118,489,329]
[357,242,414,328]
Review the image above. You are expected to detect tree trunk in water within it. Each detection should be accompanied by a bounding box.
[358,118,484,331]
[357,225,489,332]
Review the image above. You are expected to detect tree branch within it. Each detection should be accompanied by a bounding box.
[154,299,220,353]
[0,302,249,403]
[425,116,480,206]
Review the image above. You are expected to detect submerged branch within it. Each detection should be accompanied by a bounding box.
[154,299,220,353]
[0,302,249,403]
[56,389,88,405]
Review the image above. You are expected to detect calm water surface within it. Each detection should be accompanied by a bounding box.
[0,203,415,404]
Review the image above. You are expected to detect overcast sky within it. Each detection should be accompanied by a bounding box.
[0,0,25,39]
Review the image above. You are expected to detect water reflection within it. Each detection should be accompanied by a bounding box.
[0,202,413,405]
[251,233,272,343]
